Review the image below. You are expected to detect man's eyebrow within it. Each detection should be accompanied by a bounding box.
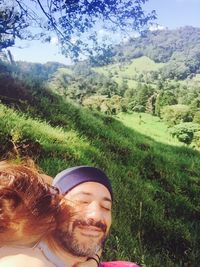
[72,191,112,202]
[72,191,92,197]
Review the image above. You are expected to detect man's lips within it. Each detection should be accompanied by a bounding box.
[76,225,103,237]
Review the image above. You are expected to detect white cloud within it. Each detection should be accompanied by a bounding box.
[149,24,167,32]
[50,36,59,46]
[70,36,78,44]
[98,29,109,36]
[121,32,140,43]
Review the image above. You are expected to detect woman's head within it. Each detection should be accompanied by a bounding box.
[0,160,66,247]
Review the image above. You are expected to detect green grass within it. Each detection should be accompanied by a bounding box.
[116,112,181,146]
[0,82,200,266]
[94,56,165,86]
[123,57,164,73]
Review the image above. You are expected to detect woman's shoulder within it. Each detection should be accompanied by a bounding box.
[0,247,56,267]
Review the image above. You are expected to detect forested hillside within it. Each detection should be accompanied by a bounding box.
[0,61,199,267]
[2,27,200,149]
[114,26,200,80]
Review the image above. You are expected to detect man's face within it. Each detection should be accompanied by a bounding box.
[55,182,112,257]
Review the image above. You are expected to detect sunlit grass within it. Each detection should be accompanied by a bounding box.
[1,96,199,266]
[117,112,181,146]
[93,56,165,86]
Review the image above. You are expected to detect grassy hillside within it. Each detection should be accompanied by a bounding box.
[0,77,199,267]
[117,112,180,146]
[95,56,164,75]
[113,26,200,80]
[94,56,164,87]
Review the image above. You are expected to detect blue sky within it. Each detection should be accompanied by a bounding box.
[145,0,200,29]
[9,0,200,64]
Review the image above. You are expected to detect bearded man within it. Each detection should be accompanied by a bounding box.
[39,166,113,267]
[0,166,112,267]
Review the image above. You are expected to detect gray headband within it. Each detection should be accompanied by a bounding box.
[53,166,113,200]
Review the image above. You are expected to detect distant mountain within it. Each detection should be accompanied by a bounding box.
[16,61,68,81]
[105,26,200,79]
[115,26,200,62]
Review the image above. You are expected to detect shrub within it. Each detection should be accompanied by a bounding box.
[155,90,177,116]
[193,131,200,148]
[170,122,200,145]
[161,105,193,126]
[132,105,146,113]
[193,110,200,124]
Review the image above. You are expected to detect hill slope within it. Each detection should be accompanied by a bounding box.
[0,73,199,266]
[94,56,164,87]
[115,26,200,62]
[109,26,200,80]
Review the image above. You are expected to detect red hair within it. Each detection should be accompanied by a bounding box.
[0,160,68,247]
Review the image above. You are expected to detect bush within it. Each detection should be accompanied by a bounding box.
[193,110,200,124]
[193,131,200,148]
[155,90,177,116]
[132,105,146,113]
[170,122,200,145]
[161,105,193,126]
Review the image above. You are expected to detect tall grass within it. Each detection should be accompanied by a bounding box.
[116,112,181,146]
[0,87,199,266]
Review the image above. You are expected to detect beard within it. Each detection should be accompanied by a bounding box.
[54,218,108,257]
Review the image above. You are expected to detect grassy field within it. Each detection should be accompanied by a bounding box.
[117,112,181,146]
[94,56,165,87]
[0,75,200,266]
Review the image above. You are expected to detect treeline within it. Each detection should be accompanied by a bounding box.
[111,26,200,80]
[0,54,67,82]
[47,63,200,147]
[47,63,126,115]
[124,80,200,147]
[2,37,200,148]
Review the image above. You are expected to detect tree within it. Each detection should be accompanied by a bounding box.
[193,131,200,148]
[155,90,177,116]
[0,3,29,50]
[193,110,200,124]
[136,83,154,107]
[48,67,72,96]
[170,122,200,145]
[0,0,156,58]
[161,105,193,126]
[132,104,145,113]
[146,92,157,114]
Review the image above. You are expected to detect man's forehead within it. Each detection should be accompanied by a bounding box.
[64,181,112,201]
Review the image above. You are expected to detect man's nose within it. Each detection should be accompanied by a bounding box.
[85,202,103,221]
